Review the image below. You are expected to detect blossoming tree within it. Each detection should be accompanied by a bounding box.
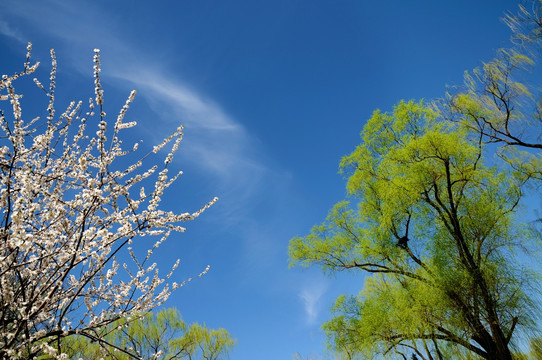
[0,44,218,359]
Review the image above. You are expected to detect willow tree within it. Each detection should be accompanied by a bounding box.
[446,0,542,181]
[62,308,235,360]
[289,100,537,360]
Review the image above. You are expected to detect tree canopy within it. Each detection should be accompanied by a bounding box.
[290,2,542,358]
[61,308,234,360]
[290,99,538,359]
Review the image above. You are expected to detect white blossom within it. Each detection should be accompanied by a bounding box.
[0,44,217,358]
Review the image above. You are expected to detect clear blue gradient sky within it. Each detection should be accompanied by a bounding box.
[0,1,519,359]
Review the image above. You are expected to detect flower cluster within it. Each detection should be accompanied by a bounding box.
[0,44,216,358]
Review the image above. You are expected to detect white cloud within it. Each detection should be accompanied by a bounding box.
[0,1,277,207]
[299,282,328,325]
[0,20,26,44]
[130,72,240,132]
[0,0,295,238]
[109,66,276,219]
[111,68,252,176]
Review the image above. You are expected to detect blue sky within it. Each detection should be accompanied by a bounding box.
[0,1,519,359]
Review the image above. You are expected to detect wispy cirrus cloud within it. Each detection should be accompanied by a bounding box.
[0,0,270,175]
[111,67,254,177]
[299,281,328,325]
[0,0,276,205]
[0,20,26,44]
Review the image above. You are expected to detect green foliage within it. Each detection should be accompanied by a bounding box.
[289,100,538,360]
[290,2,542,359]
[447,28,542,182]
[61,308,235,360]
